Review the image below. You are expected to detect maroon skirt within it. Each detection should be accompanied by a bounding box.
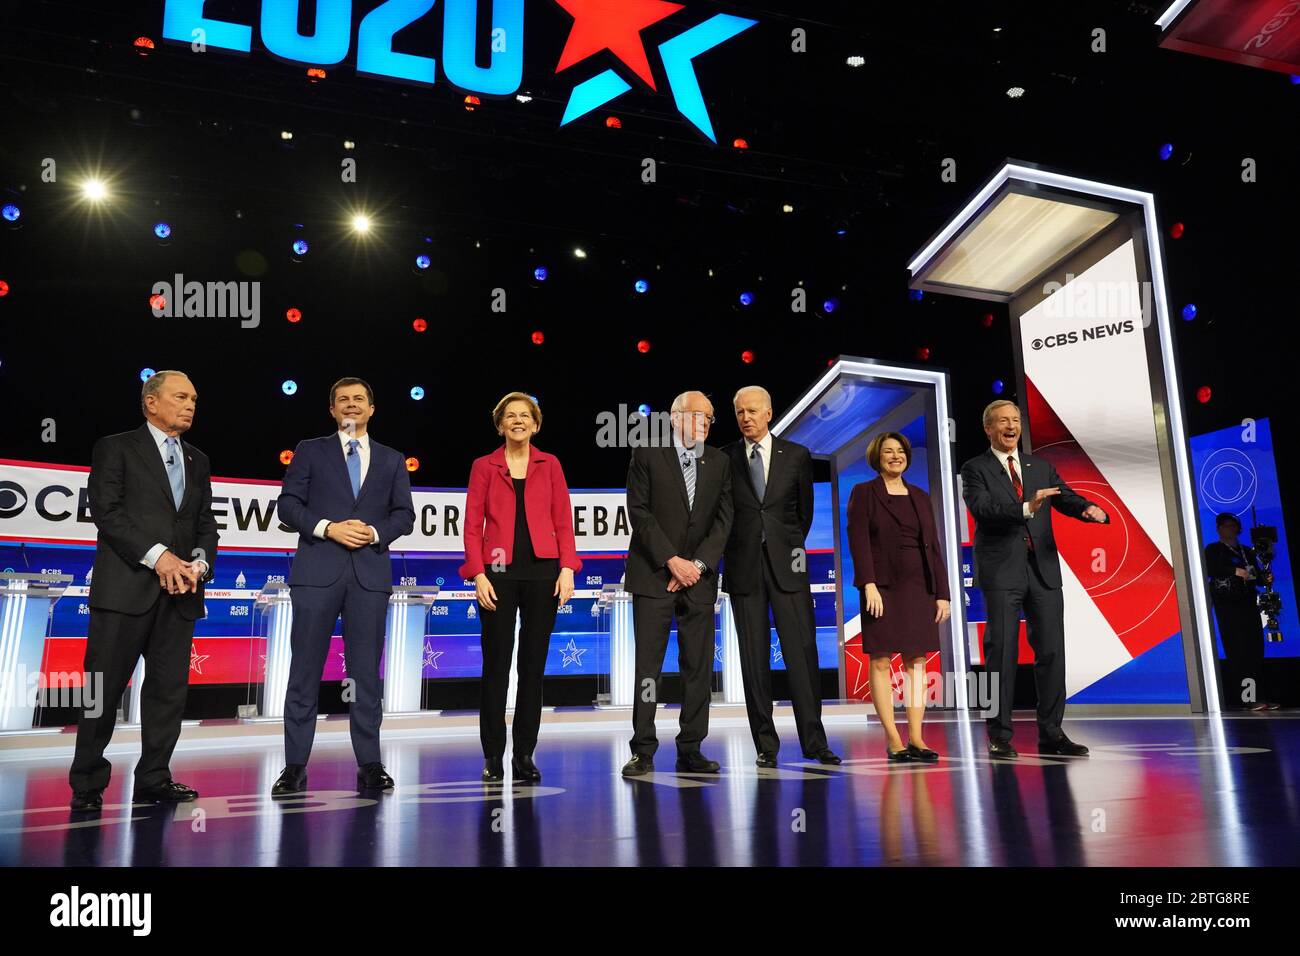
[858,544,941,658]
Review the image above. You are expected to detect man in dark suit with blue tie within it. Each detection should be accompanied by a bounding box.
[960,399,1107,759]
[69,370,218,811]
[722,386,838,768]
[272,378,415,794]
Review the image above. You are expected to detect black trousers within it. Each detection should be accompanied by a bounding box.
[479,577,558,759]
[69,593,195,793]
[731,551,828,755]
[982,556,1066,742]
[284,563,390,767]
[630,592,715,757]
[1214,601,1268,706]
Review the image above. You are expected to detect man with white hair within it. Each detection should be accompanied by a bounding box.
[961,399,1107,758]
[621,391,734,776]
[723,386,839,767]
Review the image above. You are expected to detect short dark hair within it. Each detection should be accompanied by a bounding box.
[866,432,912,473]
[1215,512,1242,531]
[330,377,374,406]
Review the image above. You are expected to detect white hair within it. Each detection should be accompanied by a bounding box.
[982,399,1020,429]
[671,390,711,413]
[733,385,772,409]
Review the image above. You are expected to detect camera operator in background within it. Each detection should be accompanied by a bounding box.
[1206,513,1279,712]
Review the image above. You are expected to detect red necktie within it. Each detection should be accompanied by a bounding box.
[1008,457,1034,551]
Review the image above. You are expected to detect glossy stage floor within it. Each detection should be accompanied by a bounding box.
[2,707,1297,867]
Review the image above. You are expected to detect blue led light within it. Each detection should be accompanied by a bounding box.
[2,204,20,222]
[153,222,171,239]
[411,386,425,400]
[282,380,298,395]
[293,239,309,256]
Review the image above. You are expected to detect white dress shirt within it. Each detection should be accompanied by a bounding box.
[745,430,773,486]
[139,421,209,576]
[312,431,380,544]
[990,446,1033,519]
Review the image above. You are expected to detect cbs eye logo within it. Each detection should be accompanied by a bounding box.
[0,481,28,519]
[1031,339,1044,350]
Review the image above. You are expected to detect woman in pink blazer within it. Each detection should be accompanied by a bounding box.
[459,392,582,783]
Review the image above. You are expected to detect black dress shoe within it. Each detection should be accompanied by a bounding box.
[886,746,914,762]
[676,751,720,773]
[134,780,198,803]
[805,748,842,765]
[483,757,505,782]
[755,751,778,768]
[272,764,308,796]
[1038,735,1089,757]
[357,762,395,790]
[621,754,654,777]
[906,743,940,762]
[511,753,542,782]
[988,739,1019,758]
[70,790,103,811]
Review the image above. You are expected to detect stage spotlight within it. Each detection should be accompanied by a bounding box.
[823,298,838,314]
[782,204,794,214]
[915,346,931,360]
[634,279,649,294]
[531,330,545,345]
[606,116,623,129]
[81,178,109,202]
[415,255,431,270]
[909,289,924,301]
[406,457,420,472]
[292,239,310,257]
[2,204,20,223]
[140,368,156,382]
[464,95,481,111]
[0,280,8,297]
[1170,222,1185,239]
[982,312,995,328]
[637,404,651,416]
[133,36,156,51]
[280,130,294,142]
[846,55,865,67]
[833,221,848,237]
[286,308,302,324]
[1006,86,1025,98]
[306,68,327,81]
[992,379,1005,395]
[410,386,425,401]
[739,291,754,306]
[148,294,166,311]
[741,350,755,364]
[516,93,533,103]
[1197,386,1212,404]
[282,380,298,395]
[343,140,356,150]
[153,222,171,239]
[734,138,749,149]
[574,247,588,259]
[534,266,549,282]
[1159,142,1174,161]
[280,450,294,466]
[351,214,372,234]
[637,339,651,353]
[1291,74,1300,85]
[1182,303,1198,321]
[413,317,428,333]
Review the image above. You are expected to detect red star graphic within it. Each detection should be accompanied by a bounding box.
[553,0,685,91]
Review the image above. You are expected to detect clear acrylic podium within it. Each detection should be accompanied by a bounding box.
[247,581,439,718]
[0,571,73,731]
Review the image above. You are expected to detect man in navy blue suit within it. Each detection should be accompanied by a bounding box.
[272,377,415,795]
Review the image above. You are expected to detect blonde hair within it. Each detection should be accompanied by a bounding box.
[492,392,542,432]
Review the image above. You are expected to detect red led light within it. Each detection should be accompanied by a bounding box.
[1170,222,1185,239]
[531,330,545,345]
[413,317,428,333]
[637,339,651,353]
[981,313,995,328]
[1197,386,1212,404]
[741,350,755,364]
[0,280,9,297]
[286,308,302,323]
[280,450,294,465]
[733,138,749,149]
[406,457,419,472]
[606,116,622,129]
[149,294,166,311]
[916,347,931,361]
[133,37,156,50]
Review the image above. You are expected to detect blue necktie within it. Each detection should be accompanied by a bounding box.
[346,439,361,498]
[164,437,184,509]
[681,451,696,510]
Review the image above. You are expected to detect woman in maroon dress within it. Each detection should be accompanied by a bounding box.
[846,433,951,761]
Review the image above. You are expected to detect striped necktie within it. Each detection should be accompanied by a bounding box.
[681,451,696,510]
